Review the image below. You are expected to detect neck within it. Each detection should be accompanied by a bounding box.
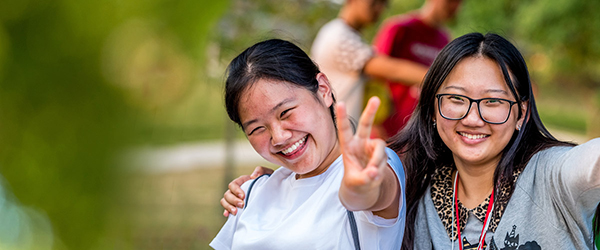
[338,8,364,31]
[417,4,442,28]
[454,162,496,209]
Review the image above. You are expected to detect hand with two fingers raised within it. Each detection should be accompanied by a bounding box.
[336,97,401,219]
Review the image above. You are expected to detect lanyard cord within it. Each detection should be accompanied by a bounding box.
[453,172,494,250]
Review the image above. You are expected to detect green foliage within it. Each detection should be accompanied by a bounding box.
[0,0,228,248]
[449,0,600,90]
[215,0,339,59]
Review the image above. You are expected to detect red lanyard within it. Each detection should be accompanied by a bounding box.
[453,172,494,250]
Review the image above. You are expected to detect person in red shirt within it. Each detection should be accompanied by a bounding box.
[373,0,462,139]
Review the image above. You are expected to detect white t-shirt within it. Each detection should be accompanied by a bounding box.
[311,18,374,120]
[210,148,406,250]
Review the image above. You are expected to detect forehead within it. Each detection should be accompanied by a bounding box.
[240,78,295,106]
[238,79,304,121]
[439,56,512,96]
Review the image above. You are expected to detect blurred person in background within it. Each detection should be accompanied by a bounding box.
[311,0,429,122]
[373,0,462,139]
[211,39,406,249]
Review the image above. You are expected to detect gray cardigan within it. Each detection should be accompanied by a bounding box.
[414,138,600,250]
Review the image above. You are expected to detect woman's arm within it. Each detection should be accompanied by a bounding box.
[220,166,274,217]
[335,97,401,219]
[556,138,600,211]
[363,55,428,85]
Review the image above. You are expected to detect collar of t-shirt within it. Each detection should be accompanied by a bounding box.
[430,164,524,240]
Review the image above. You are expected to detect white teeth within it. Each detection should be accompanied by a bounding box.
[281,136,306,155]
[459,132,487,140]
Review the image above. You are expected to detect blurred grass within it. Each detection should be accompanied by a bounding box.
[122,165,257,249]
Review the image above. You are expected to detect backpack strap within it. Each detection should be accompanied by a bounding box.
[243,174,270,209]
[347,210,361,250]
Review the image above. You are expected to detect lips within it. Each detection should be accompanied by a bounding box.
[281,136,307,155]
[458,131,489,140]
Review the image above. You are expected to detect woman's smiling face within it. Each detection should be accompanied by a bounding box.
[238,74,340,178]
[435,56,526,169]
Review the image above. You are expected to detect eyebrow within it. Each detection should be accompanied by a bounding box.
[241,97,294,129]
[443,85,509,95]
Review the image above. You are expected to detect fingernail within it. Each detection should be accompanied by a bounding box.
[237,202,244,208]
[238,193,245,199]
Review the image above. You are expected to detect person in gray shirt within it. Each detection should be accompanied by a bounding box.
[390,32,600,250]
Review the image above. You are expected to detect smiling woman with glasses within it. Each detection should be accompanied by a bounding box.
[390,32,600,250]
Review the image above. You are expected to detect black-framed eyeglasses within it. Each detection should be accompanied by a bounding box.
[436,94,518,124]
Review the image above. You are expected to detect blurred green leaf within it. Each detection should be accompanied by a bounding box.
[0,0,228,248]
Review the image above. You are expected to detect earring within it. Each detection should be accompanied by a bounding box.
[433,120,437,128]
[516,124,521,131]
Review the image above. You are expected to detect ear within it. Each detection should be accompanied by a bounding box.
[316,73,334,107]
[516,101,529,130]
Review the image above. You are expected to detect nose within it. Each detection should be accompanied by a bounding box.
[461,102,485,127]
[270,123,292,147]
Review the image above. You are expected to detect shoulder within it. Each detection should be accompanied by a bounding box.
[385,148,404,173]
[530,138,600,165]
[376,15,414,37]
[242,167,291,190]
[315,19,352,37]
[380,14,417,28]
[312,19,367,54]
[384,148,406,189]
[385,147,402,163]
[520,138,600,193]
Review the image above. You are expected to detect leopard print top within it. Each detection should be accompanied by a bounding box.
[430,164,523,240]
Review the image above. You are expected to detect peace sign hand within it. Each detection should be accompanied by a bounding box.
[336,97,396,212]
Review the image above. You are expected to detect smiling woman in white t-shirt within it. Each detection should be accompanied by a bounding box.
[209,39,406,250]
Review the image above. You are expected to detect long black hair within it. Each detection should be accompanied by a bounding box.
[224,38,335,128]
[388,33,590,249]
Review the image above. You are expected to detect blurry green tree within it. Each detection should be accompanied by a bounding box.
[451,0,600,89]
[0,0,227,249]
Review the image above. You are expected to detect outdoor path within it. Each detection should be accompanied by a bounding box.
[130,127,592,173]
[130,139,270,173]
